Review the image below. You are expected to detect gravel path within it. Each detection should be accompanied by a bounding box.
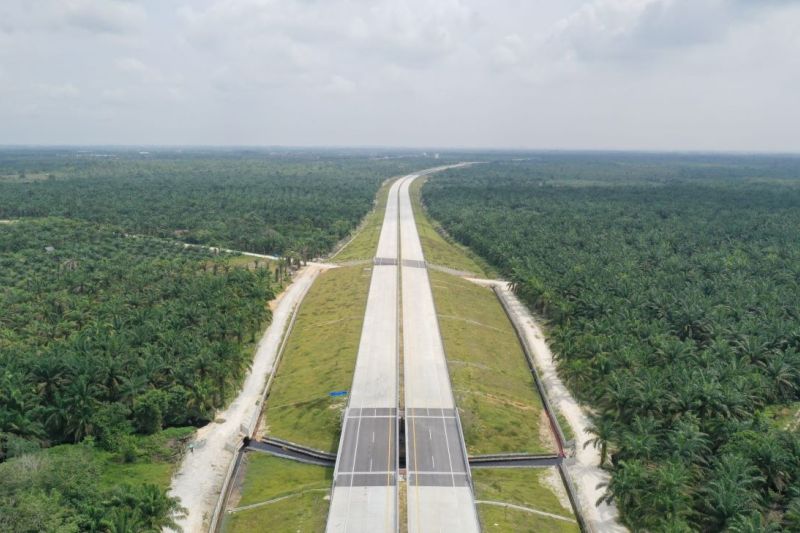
[166,264,328,532]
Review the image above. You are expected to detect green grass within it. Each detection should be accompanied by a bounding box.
[765,402,800,431]
[224,454,331,533]
[264,265,371,452]
[100,427,194,489]
[219,254,276,271]
[236,453,332,506]
[478,504,579,533]
[100,457,176,489]
[36,426,194,491]
[473,468,578,533]
[224,491,329,533]
[332,178,393,262]
[556,411,576,443]
[411,178,493,277]
[429,270,551,454]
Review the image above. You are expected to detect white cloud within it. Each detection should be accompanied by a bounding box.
[321,74,357,95]
[115,57,166,84]
[60,0,146,34]
[0,0,146,35]
[37,83,80,99]
[0,0,799,150]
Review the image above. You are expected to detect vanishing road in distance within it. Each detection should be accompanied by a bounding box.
[327,168,480,532]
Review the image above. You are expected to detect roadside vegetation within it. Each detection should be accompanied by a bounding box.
[473,468,578,533]
[406,176,551,453]
[430,271,551,454]
[0,218,274,530]
[223,454,331,533]
[263,265,371,452]
[0,148,432,259]
[423,154,800,531]
[409,178,493,277]
[331,178,394,262]
[0,424,192,531]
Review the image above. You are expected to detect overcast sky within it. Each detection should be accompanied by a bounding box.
[1,0,799,151]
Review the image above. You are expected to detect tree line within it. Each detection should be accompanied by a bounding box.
[0,149,435,259]
[0,218,274,530]
[423,155,800,531]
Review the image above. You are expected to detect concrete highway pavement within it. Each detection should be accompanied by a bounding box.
[399,176,481,533]
[406,408,470,487]
[326,177,406,533]
[328,168,479,532]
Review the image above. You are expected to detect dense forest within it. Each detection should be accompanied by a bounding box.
[0,148,451,531]
[0,148,434,258]
[0,218,273,530]
[423,155,800,531]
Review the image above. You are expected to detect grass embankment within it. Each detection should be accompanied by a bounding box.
[473,468,579,533]
[430,270,552,454]
[332,178,393,262]
[219,254,275,271]
[263,265,371,452]
[410,178,493,277]
[223,454,331,533]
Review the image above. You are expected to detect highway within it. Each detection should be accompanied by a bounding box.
[327,168,479,532]
[400,176,481,533]
[326,177,405,533]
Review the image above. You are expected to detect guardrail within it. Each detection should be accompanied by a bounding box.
[469,452,561,462]
[469,453,562,469]
[258,436,337,462]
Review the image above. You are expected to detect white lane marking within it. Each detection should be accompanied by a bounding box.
[372,431,375,443]
[431,455,435,469]
[439,416,458,487]
[341,411,364,531]
[429,428,432,440]
[370,458,373,471]
[399,175,467,492]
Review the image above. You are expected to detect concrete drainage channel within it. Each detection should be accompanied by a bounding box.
[208,272,313,533]
[492,285,591,533]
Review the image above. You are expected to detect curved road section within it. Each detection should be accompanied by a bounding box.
[326,177,405,533]
[400,174,481,533]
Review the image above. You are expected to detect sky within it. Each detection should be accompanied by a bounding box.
[1,0,799,152]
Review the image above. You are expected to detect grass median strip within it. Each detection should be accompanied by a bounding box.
[430,270,552,454]
[263,264,371,452]
[223,454,332,533]
[473,468,578,533]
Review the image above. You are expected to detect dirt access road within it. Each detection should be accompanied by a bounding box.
[167,263,329,532]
